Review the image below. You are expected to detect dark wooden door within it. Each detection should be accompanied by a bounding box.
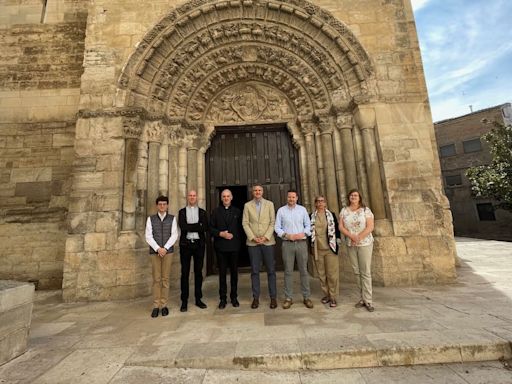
[205,124,301,275]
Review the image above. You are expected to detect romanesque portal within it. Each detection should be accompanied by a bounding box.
[0,0,456,301]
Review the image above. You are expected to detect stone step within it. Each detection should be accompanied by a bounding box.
[126,329,512,371]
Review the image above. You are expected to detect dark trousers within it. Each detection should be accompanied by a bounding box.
[248,245,277,299]
[217,250,238,301]
[180,240,205,303]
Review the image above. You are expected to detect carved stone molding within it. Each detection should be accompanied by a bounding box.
[118,0,377,124]
[144,121,165,143]
[205,82,294,123]
[122,116,142,139]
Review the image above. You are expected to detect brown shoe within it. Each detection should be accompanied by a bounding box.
[321,296,330,304]
[355,300,365,308]
[282,299,293,309]
[303,298,314,309]
[251,298,259,309]
[365,303,375,312]
[270,298,277,309]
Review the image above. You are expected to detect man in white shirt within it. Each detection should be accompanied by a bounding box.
[145,195,178,318]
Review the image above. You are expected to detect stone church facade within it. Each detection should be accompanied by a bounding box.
[0,0,457,302]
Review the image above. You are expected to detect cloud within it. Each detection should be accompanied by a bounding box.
[411,0,431,11]
[414,0,512,121]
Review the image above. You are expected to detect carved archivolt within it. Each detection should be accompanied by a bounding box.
[119,0,376,124]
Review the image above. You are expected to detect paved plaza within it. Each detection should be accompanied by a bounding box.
[0,238,511,383]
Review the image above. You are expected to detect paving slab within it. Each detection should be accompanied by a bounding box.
[0,238,511,382]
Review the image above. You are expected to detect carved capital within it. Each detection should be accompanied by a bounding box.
[122,116,142,139]
[144,121,164,143]
[336,113,353,130]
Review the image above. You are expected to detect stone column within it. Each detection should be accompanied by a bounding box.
[301,120,319,202]
[168,145,179,215]
[355,106,386,219]
[147,142,160,216]
[296,138,310,211]
[336,113,358,192]
[197,148,207,209]
[315,130,326,197]
[332,127,347,208]
[145,122,162,216]
[159,144,169,196]
[187,147,198,192]
[178,146,188,208]
[318,115,340,214]
[121,117,142,230]
[353,124,370,203]
[136,140,148,231]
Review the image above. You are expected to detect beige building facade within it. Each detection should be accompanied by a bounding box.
[435,103,512,241]
[0,0,457,301]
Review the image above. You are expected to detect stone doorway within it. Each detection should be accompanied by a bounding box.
[205,124,301,275]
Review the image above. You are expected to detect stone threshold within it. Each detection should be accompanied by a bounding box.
[126,329,512,371]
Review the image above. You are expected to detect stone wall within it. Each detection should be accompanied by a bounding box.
[0,1,88,289]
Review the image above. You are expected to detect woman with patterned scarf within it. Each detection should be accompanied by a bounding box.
[310,196,341,307]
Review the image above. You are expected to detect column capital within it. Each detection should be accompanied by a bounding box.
[336,113,353,130]
[354,105,376,130]
[144,120,164,143]
[122,115,142,139]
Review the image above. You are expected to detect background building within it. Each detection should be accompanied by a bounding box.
[434,103,512,241]
[0,0,457,301]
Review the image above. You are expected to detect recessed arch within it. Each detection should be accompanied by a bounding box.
[119,0,376,123]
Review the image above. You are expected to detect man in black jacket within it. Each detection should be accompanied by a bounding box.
[178,190,209,312]
[210,189,242,309]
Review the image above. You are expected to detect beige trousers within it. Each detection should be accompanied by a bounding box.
[151,253,173,308]
[347,244,373,305]
[314,249,339,300]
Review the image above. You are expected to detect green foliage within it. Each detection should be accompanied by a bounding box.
[466,121,512,212]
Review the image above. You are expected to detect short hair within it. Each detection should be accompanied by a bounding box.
[252,183,263,190]
[287,189,298,195]
[314,195,326,203]
[155,195,169,204]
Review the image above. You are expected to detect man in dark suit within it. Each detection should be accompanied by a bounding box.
[178,190,209,312]
[210,189,242,309]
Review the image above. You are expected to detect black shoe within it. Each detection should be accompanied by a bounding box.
[251,298,259,309]
[180,303,188,312]
[218,300,227,309]
[231,298,240,307]
[161,307,169,316]
[151,308,159,318]
[195,300,207,309]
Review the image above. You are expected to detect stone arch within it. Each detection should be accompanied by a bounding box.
[117,0,387,227]
[118,0,376,121]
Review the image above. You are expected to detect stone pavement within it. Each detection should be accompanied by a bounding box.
[0,238,511,383]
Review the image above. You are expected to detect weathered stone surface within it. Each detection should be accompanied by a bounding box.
[0,281,34,366]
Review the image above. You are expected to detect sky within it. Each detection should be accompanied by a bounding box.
[411,0,512,122]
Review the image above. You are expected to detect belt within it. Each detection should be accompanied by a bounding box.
[283,239,306,242]
[186,239,200,243]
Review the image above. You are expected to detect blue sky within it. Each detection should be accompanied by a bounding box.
[412,0,512,122]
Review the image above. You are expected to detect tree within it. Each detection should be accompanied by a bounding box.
[466,121,512,212]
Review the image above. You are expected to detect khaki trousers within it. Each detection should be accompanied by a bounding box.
[151,253,173,308]
[314,249,339,301]
[347,244,373,305]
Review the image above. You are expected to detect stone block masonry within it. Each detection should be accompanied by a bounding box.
[0,281,34,366]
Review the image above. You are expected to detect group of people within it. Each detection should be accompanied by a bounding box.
[145,185,375,318]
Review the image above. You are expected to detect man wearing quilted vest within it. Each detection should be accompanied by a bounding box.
[145,195,179,318]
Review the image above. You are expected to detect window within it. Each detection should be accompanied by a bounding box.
[445,174,462,186]
[440,144,456,157]
[463,138,482,153]
[476,203,496,221]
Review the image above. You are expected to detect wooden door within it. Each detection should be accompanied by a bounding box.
[205,124,301,274]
